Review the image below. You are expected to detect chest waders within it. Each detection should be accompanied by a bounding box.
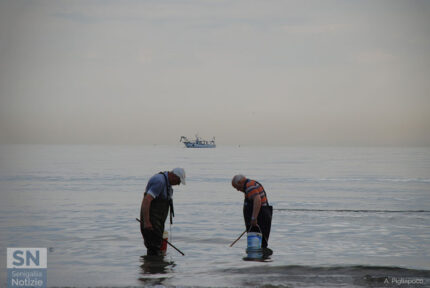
[243,182,273,249]
[140,172,174,255]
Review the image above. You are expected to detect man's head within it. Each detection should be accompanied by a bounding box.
[232,174,246,192]
[169,167,186,186]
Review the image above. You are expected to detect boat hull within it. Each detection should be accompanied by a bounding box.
[184,142,216,148]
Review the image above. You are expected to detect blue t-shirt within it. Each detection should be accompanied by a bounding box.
[145,172,173,200]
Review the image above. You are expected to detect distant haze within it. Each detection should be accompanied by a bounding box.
[1,0,429,146]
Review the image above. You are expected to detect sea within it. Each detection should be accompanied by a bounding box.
[0,145,429,288]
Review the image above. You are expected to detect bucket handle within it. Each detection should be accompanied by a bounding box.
[247,224,269,246]
[247,224,262,234]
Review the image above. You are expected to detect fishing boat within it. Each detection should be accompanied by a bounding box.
[180,135,216,148]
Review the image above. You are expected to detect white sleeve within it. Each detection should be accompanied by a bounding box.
[146,189,157,198]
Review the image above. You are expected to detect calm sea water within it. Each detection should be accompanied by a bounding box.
[0,145,429,287]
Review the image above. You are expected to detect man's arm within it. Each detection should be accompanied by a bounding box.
[142,194,154,230]
[251,195,261,226]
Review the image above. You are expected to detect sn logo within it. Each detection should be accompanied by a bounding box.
[7,248,47,269]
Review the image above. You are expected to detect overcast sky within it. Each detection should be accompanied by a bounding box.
[0,0,429,146]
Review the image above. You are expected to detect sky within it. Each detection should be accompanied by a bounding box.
[0,0,429,146]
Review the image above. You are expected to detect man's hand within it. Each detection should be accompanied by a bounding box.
[251,217,258,227]
[144,220,153,231]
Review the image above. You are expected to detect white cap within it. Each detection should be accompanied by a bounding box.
[172,167,186,185]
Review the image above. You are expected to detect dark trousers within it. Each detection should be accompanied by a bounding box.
[140,198,169,255]
[243,200,273,248]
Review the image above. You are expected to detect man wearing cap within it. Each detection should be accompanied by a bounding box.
[140,168,186,255]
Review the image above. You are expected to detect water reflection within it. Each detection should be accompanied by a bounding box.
[243,247,273,262]
[138,255,175,286]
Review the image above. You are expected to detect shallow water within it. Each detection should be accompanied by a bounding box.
[0,145,429,287]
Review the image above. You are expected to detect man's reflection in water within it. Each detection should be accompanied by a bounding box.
[138,255,175,285]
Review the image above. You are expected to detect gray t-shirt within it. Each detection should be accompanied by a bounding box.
[145,172,173,200]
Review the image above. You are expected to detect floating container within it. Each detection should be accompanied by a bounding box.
[161,231,168,255]
[246,232,262,259]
